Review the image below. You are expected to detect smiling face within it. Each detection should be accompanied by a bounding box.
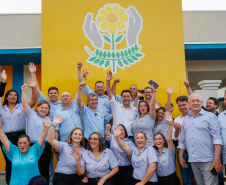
[135,132,147,149]
[157,109,165,121]
[177,100,190,116]
[71,129,83,144]
[121,92,132,106]
[188,94,203,113]
[6,91,18,104]
[139,102,148,115]
[48,89,59,103]
[206,99,217,113]
[154,133,165,149]
[36,103,50,117]
[18,137,30,155]
[144,88,152,100]
[95,82,105,96]
[89,133,99,150]
[129,85,138,97]
[118,125,126,140]
[87,95,98,110]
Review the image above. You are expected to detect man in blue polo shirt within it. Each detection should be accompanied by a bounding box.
[77,80,111,146]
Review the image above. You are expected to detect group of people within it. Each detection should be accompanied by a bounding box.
[0,62,225,185]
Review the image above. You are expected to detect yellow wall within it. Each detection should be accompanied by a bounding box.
[42,0,186,181]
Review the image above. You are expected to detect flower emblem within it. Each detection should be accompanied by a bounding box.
[96,4,128,35]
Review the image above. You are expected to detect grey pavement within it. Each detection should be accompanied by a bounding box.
[0,174,6,185]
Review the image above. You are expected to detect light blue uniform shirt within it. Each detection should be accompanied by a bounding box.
[156,147,176,177]
[79,105,111,140]
[38,92,62,120]
[131,113,155,146]
[179,109,222,162]
[84,85,112,114]
[3,141,45,185]
[107,134,135,167]
[130,145,158,182]
[26,107,48,143]
[116,94,138,106]
[81,148,118,178]
[55,104,83,142]
[0,103,26,133]
[55,142,86,174]
[218,110,226,164]
[153,119,168,140]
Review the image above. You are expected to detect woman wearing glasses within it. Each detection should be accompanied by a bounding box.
[71,132,119,185]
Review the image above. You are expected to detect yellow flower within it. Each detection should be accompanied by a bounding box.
[96,4,128,34]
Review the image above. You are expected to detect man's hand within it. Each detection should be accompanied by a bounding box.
[136,92,141,99]
[166,85,174,95]
[106,71,113,81]
[155,101,161,110]
[184,81,190,88]
[114,78,120,84]
[28,62,37,73]
[79,82,86,92]
[210,160,223,174]
[173,122,182,131]
[77,62,83,70]
[179,156,188,168]
[82,68,89,79]
[21,84,28,92]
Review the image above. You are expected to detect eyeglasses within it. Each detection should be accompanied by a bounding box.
[89,138,99,141]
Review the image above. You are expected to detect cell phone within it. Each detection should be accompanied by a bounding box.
[148,80,159,89]
[210,168,217,175]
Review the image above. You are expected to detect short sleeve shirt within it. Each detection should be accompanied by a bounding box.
[81,148,119,178]
[153,119,169,139]
[3,141,45,185]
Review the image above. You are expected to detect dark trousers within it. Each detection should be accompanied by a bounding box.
[115,165,133,185]
[28,175,48,185]
[53,172,83,185]
[157,172,181,185]
[0,130,26,185]
[31,142,52,184]
[87,177,115,185]
[133,178,157,185]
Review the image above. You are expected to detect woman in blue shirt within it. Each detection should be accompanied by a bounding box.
[0,115,51,185]
[21,83,52,183]
[71,132,119,185]
[105,124,135,185]
[154,112,180,185]
[0,78,37,184]
[114,125,158,185]
[48,115,86,185]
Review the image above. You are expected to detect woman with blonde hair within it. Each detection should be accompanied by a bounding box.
[48,115,85,185]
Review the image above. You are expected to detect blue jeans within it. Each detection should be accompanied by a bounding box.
[177,150,196,185]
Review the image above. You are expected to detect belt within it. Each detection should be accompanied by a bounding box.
[158,172,177,182]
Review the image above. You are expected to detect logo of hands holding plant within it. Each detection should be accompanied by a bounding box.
[83,4,144,74]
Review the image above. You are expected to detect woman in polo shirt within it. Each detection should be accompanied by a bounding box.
[105,124,135,185]
[154,112,180,185]
[21,83,52,183]
[0,116,50,185]
[72,132,119,185]
[114,125,158,185]
[48,115,86,185]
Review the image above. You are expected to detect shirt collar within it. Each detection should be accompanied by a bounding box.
[87,106,99,112]
[188,109,204,117]
[157,147,167,156]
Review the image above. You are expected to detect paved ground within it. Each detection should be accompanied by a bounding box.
[0,174,6,185]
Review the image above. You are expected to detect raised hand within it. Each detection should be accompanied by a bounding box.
[83,13,103,49]
[43,117,51,128]
[21,84,28,92]
[136,92,141,99]
[114,125,122,138]
[155,101,161,110]
[106,71,113,81]
[184,81,190,88]
[164,112,173,124]
[0,70,7,83]
[28,62,37,73]
[27,77,36,88]
[126,6,143,47]
[114,78,120,84]
[105,124,111,131]
[70,149,81,161]
[53,115,63,126]
[79,82,86,92]
[77,62,83,70]
[166,85,174,95]
[83,68,89,79]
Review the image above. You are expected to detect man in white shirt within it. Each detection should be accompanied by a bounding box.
[106,71,138,140]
